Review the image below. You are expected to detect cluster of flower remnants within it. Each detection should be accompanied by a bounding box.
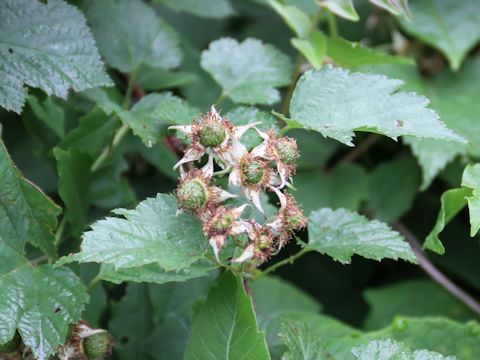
[170,105,307,264]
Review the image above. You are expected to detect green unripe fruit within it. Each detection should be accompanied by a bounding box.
[199,123,226,147]
[258,232,271,249]
[178,178,208,211]
[0,332,21,354]
[285,208,304,231]
[83,332,112,360]
[243,160,265,185]
[213,214,233,231]
[275,138,298,165]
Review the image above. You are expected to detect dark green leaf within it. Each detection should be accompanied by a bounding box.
[0,0,112,113]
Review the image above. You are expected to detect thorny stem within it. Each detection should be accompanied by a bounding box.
[253,247,310,281]
[394,222,480,316]
[280,9,324,116]
[86,276,101,292]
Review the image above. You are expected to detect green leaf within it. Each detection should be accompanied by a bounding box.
[268,0,312,37]
[462,163,480,237]
[0,126,61,258]
[85,0,182,73]
[325,37,413,68]
[424,188,471,254]
[226,106,281,149]
[135,64,197,91]
[292,31,326,69]
[58,194,207,271]
[398,0,480,71]
[184,271,270,360]
[294,163,369,215]
[363,279,476,330]
[0,265,89,360]
[368,157,420,223]
[304,208,417,264]
[157,0,234,18]
[78,263,107,328]
[98,259,217,284]
[289,66,466,146]
[54,148,92,237]
[369,0,410,18]
[201,38,292,105]
[318,0,359,21]
[280,319,328,360]
[0,0,112,113]
[352,338,456,360]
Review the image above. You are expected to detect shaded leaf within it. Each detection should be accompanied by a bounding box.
[0,126,61,258]
[280,319,328,360]
[292,31,326,69]
[304,208,417,263]
[424,188,471,254]
[398,0,480,70]
[58,194,207,271]
[201,38,292,105]
[85,0,182,73]
[288,66,465,146]
[184,271,270,360]
[0,0,112,113]
[268,0,312,37]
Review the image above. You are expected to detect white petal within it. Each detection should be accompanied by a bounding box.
[229,220,251,236]
[234,122,263,139]
[266,216,283,232]
[253,126,271,140]
[231,203,250,219]
[271,186,287,208]
[246,188,265,216]
[250,142,270,159]
[168,125,194,136]
[173,146,205,169]
[201,152,214,178]
[231,244,255,263]
[228,168,242,187]
[209,235,225,262]
[212,187,238,202]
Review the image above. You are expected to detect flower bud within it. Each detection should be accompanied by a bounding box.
[83,331,113,360]
[275,137,299,165]
[199,123,227,147]
[177,178,208,212]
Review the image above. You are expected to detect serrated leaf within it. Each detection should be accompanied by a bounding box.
[363,279,475,330]
[0,126,61,258]
[54,148,92,237]
[0,265,89,360]
[184,271,270,360]
[369,157,420,223]
[294,163,369,215]
[352,338,456,360]
[318,0,359,21]
[424,188,471,254]
[201,38,292,105]
[98,259,217,284]
[398,0,480,71]
[292,31,326,69]
[268,0,312,37]
[58,194,207,271]
[289,66,465,146]
[157,0,234,18]
[226,106,281,149]
[280,319,328,360]
[85,0,182,73]
[325,37,413,68]
[461,163,480,237]
[0,0,112,113]
[304,208,417,263]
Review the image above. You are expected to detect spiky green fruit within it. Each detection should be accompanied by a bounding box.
[177,178,208,211]
[199,123,226,147]
[275,138,298,165]
[83,332,112,360]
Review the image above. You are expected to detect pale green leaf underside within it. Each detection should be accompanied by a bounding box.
[280,319,328,360]
[398,0,480,71]
[461,163,480,237]
[304,208,417,264]
[201,37,292,105]
[85,0,182,73]
[0,0,112,113]
[184,272,270,360]
[352,339,457,360]
[58,194,207,271]
[289,66,466,146]
[319,0,359,21]
[0,126,61,258]
[0,265,88,360]
[424,188,471,254]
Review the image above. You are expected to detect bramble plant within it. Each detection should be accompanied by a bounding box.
[2,0,480,359]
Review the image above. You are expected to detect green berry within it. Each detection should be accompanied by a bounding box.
[178,178,208,211]
[199,123,226,147]
[213,214,233,231]
[83,332,112,360]
[243,160,265,185]
[285,208,305,231]
[275,138,298,165]
[258,233,271,249]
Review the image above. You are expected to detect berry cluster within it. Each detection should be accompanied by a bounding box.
[171,106,307,264]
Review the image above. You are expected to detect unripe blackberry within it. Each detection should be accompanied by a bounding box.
[177,178,208,211]
[213,214,234,231]
[285,206,306,232]
[199,123,226,147]
[83,332,113,360]
[242,160,265,185]
[275,138,298,165]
